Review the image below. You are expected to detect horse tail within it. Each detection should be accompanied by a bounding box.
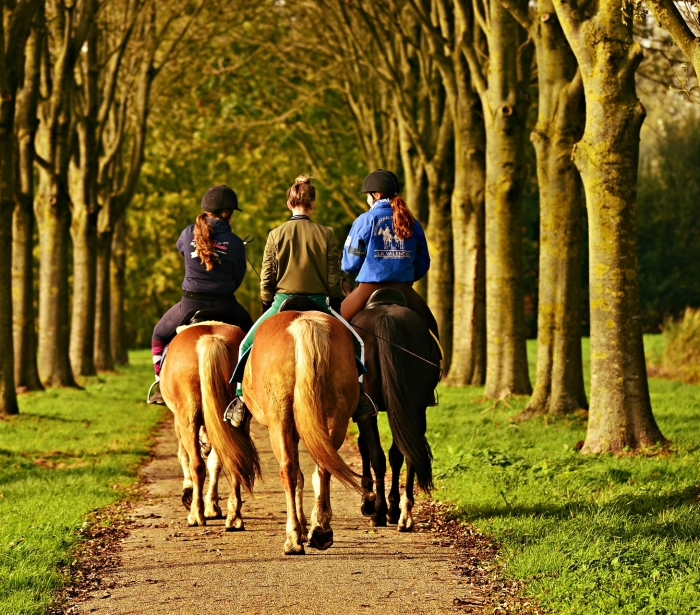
[287,314,362,493]
[375,314,434,493]
[197,334,261,493]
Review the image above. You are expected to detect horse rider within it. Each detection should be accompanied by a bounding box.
[147,185,253,405]
[341,169,439,339]
[227,174,376,426]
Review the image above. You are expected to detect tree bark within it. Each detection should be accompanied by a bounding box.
[12,13,43,392]
[465,0,534,398]
[554,0,666,452]
[110,213,128,365]
[505,0,587,417]
[0,0,42,412]
[94,224,115,371]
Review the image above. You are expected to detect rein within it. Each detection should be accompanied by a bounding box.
[350,323,442,370]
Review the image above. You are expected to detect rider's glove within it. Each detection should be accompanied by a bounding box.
[262,300,273,313]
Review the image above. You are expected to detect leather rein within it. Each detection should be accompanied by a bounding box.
[350,323,442,370]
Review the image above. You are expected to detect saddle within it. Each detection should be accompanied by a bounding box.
[278,296,321,313]
[366,288,408,309]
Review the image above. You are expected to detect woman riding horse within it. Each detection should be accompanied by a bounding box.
[341,169,439,339]
[228,174,375,426]
[148,185,253,404]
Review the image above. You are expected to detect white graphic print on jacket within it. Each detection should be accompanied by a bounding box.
[374,216,409,259]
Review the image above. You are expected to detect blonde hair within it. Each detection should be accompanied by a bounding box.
[287,174,316,210]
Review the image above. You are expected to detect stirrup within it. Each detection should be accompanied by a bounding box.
[427,389,439,407]
[224,397,247,428]
[147,381,166,406]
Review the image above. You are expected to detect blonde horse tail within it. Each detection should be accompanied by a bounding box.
[197,334,261,493]
[287,314,362,494]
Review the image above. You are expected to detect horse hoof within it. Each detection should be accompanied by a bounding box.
[308,527,334,550]
[225,517,245,531]
[204,503,223,519]
[360,493,376,517]
[370,515,387,527]
[398,518,414,532]
[181,487,193,510]
[284,541,305,555]
[387,510,400,525]
[187,515,205,527]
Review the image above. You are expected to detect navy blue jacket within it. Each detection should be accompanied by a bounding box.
[176,219,246,294]
[342,199,430,283]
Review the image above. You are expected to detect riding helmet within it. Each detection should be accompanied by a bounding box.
[360,169,400,197]
[201,185,241,212]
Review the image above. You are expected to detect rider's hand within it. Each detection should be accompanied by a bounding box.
[262,300,273,313]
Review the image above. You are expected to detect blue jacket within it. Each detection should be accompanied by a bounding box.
[342,199,430,283]
[176,219,246,294]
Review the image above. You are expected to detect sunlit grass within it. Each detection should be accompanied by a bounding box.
[0,351,164,615]
[377,335,700,615]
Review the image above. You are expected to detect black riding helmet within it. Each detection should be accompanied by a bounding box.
[360,169,400,197]
[201,185,241,212]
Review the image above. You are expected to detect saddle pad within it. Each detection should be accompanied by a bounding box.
[175,320,225,335]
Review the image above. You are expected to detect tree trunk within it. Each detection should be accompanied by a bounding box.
[94,226,115,371]
[69,198,98,376]
[110,214,128,365]
[518,0,587,417]
[12,18,43,392]
[554,0,666,452]
[481,4,533,398]
[35,174,77,387]
[0,135,18,415]
[445,55,486,387]
[425,138,455,371]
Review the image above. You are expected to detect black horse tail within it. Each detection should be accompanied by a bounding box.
[375,314,434,493]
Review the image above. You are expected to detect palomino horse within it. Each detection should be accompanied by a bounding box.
[242,310,362,555]
[352,302,441,531]
[160,323,261,529]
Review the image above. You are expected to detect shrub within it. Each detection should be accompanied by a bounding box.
[661,307,700,383]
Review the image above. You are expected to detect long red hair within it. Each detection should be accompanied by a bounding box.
[373,192,414,239]
[193,213,219,271]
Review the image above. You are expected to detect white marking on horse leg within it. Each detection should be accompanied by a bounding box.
[225,479,244,531]
[281,457,304,554]
[309,466,334,550]
[177,430,193,492]
[397,493,414,532]
[204,447,222,519]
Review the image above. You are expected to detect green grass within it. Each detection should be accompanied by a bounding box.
[377,335,700,615]
[0,351,163,615]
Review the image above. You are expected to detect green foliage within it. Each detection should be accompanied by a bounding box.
[377,336,700,615]
[0,353,164,615]
[661,308,700,384]
[637,115,700,330]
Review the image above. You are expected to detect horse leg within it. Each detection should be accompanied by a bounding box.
[387,442,404,524]
[270,424,304,555]
[175,418,194,510]
[357,417,388,527]
[309,465,334,550]
[181,417,206,527]
[225,476,245,531]
[398,462,415,532]
[357,433,376,517]
[204,445,223,519]
[295,447,308,542]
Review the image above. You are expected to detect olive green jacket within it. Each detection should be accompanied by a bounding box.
[260,217,343,303]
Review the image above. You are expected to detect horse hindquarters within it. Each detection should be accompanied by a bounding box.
[197,334,261,525]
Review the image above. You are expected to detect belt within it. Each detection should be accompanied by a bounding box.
[182,290,234,301]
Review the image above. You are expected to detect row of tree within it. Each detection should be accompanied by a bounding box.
[1,0,698,456]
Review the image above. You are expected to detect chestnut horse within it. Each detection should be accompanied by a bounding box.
[242,310,362,555]
[160,323,261,529]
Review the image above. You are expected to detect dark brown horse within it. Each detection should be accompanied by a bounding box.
[241,310,363,555]
[160,323,261,529]
[352,304,441,530]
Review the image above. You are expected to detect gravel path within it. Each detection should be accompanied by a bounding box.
[74,417,481,615]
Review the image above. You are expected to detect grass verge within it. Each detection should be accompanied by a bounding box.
[0,351,163,615]
[376,336,700,615]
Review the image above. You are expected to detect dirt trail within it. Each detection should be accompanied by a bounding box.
[74,418,482,615]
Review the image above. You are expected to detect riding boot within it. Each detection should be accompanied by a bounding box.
[148,341,167,405]
[352,388,378,423]
[224,396,248,428]
[147,380,166,405]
